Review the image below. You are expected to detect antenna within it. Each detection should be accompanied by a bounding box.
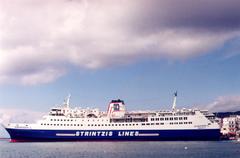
[172,91,177,111]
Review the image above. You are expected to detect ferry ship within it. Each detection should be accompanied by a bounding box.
[3,93,220,142]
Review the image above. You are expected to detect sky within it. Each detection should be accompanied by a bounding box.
[1,0,240,136]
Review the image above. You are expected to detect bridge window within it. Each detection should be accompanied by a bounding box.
[113,104,120,111]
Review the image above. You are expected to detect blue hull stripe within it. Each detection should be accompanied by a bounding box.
[6,128,221,141]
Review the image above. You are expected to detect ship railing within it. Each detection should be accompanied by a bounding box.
[14,123,32,129]
[110,117,148,123]
[49,113,65,116]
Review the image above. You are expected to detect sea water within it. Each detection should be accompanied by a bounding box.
[0,139,240,158]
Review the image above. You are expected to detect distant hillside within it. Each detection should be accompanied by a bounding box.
[213,111,240,118]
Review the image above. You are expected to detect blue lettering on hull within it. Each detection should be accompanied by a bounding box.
[6,128,221,142]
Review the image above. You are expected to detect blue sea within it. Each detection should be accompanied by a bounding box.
[0,139,240,158]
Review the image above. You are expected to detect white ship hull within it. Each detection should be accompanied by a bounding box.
[4,95,221,142]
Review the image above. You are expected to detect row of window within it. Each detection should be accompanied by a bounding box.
[157,112,195,116]
[142,123,164,126]
[41,123,83,126]
[50,119,74,122]
[150,117,188,121]
[40,122,192,127]
[49,117,188,122]
[50,119,109,122]
[40,123,140,127]
[169,122,192,125]
[88,123,139,127]
[41,122,192,127]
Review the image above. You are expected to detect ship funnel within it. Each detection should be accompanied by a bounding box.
[172,91,177,111]
[107,99,126,118]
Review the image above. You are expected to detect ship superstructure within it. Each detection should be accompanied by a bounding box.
[3,93,220,141]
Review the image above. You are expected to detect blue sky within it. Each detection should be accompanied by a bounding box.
[1,0,240,130]
[0,44,240,112]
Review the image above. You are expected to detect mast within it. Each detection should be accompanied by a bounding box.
[64,94,71,108]
[172,91,177,111]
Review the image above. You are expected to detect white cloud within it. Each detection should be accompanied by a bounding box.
[0,107,44,138]
[204,95,240,112]
[0,108,44,124]
[0,0,240,85]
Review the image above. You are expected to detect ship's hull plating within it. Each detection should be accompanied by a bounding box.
[6,128,221,142]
